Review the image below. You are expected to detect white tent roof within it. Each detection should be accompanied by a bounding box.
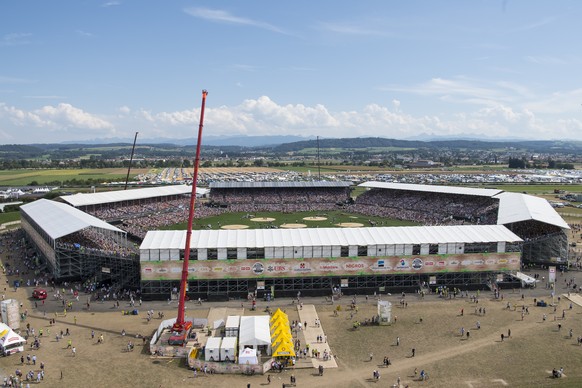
[359,181,503,197]
[358,181,568,230]
[205,336,222,349]
[225,315,241,329]
[239,316,271,347]
[140,225,522,251]
[20,199,124,240]
[0,322,26,347]
[221,336,237,348]
[238,347,258,364]
[495,192,570,229]
[60,185,207,207]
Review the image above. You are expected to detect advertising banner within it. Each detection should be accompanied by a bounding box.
[548,266,556,283]
[141,253,521,281]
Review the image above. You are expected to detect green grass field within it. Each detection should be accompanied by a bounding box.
[0,211,20,224]
[0,168,149,186]
[480,183,582,194]
[163,209,418,231]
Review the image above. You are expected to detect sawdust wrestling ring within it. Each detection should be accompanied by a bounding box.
[250,217,276,222]
[335,222,364,228]
[280,223,308,229]
[303,216,328,221]
[221,224,250,230]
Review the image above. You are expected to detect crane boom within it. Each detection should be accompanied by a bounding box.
[173,90,208,334]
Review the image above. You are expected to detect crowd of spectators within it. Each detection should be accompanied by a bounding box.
[56,227,137,258]
[211,187,350,213]
[349,189,499,226]
[78,186,506,242]
[506,220,563,240]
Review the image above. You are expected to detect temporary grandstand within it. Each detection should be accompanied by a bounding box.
[139,225,522,299]
[357,182,570,265]
[20,199,140,288]
[18,181,571,298]
[495,191,570,264]
[208,181,352,212]
[60,185,207,215]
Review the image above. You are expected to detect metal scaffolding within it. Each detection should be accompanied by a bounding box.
[140,271,501,300]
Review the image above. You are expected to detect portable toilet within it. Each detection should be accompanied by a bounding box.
[220,336,237,362]
[1,300,20,330]
[204,337,222,362]
[225,315,240,337]
[377,300,392,326]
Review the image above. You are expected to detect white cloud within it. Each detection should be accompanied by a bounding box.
[525,56,569,65]
[23,95,66,100]
[0,33,32,47]
[508,17,557,33]
[381,76,539,109]
[101,1,120,7]
[0,76,34,84]
[0,102,115,143]
[392,99,401,111]
[76,30,94,38]
[1,91,582,143]
[34,103,114,130]
[184,7,287,34]
[317,21,388,37]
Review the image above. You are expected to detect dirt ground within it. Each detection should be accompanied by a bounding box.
[2,251,582,387]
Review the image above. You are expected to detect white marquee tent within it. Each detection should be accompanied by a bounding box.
[239,316,271,356]
[238,346,259,365]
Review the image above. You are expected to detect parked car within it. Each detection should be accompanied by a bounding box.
[32,289,47,300]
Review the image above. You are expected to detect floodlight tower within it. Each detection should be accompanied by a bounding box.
[172,90,208,334]
[124,132,139,190]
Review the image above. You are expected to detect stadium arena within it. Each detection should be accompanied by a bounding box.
[19,181,569,300]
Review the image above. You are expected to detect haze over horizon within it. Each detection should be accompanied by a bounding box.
[1,1,582,145]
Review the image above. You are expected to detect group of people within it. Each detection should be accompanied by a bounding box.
[350,188,499,225]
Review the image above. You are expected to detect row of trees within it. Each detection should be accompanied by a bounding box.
[508,158,574,169]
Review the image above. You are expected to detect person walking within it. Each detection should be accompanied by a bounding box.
[72,347,76,357]
[396,336,400,346]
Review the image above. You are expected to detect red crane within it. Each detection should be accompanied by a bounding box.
[172,90,208,335]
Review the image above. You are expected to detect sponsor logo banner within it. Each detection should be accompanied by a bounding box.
[141,253,521,280]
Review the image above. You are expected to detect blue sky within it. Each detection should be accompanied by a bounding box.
[1,0,581,144]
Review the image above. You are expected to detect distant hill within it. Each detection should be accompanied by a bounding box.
[2,136,582,162]
[60,135,314,147]
[270,137,582,153]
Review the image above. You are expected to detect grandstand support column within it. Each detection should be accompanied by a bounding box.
[173,89,208,334]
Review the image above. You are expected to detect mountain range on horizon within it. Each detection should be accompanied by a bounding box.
[54,133,580,148]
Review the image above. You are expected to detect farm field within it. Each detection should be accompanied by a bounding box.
[0,168,149,186]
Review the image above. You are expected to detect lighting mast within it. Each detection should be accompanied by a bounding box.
[124,131,139,190]
[172,90,208,333]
